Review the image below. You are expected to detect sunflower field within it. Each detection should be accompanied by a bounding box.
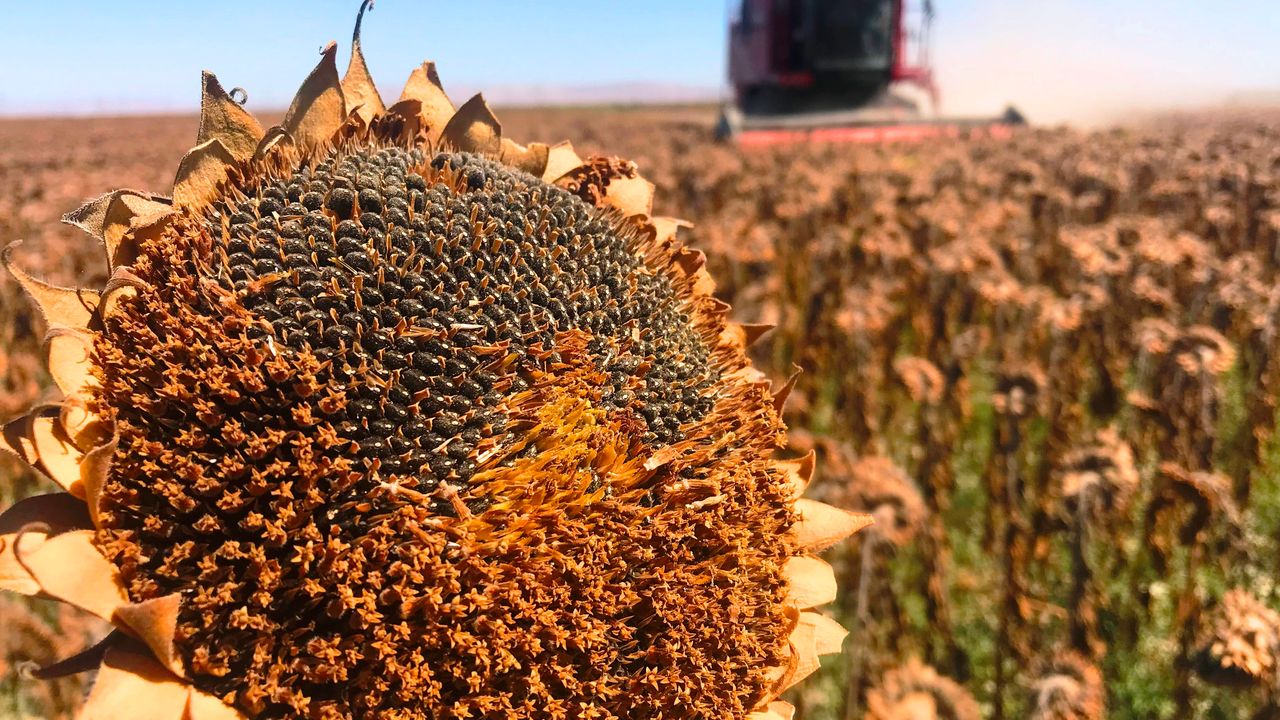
[1,62,1279,720]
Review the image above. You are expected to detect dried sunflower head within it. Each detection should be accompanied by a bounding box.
[1056,427,1139,526]
[1026,652,1105,720]
[892,357,944,406]
[864,658,980,720]
[1148,462,1240,550]
[0,8,869,718]
[992,365,1046,419]
[1170,325,1236,376]
[1195,588,1280,693]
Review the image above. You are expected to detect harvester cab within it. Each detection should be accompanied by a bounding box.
[719,0,1023,145]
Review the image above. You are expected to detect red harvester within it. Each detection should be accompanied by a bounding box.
[719,0,1023,145]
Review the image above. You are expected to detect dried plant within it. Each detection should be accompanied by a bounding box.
[864,659,980,720]
[1027,652,1106,720]
[1195,589,1280,695]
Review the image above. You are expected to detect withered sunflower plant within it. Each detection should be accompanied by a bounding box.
[0,4,869,719]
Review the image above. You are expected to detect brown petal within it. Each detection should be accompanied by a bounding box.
[116,594,184,677]
[783,612,827,689]
[99,267,150,321]
[776,451,816,500]
[3,243,100,330]
[76,645,190,720]
[341,2,386,126]
[0,493,91,595]
[31,409,85,497]
[186,687,246,719]
[106,194,174,270]
[782,555,838,609]
[45,327,97,398]
[80,436,118,528]
[499,138,550,176]
[441,94,502,155]
[0,413,38,467]
[542,141,583,183]
[60,400,104,452]
[741,323,775,346]
[173,138,237,210]
[24,629,125,679]
[197,72,264,161]
[282,41,346,150]
[777,613,848,693]
[252,126,293,160]
[771,367,801,415]
[17,528,128,622]
[62,190,172,270]
[397,61,454,142]
[720,322,775,352]
[650,215,692,243]
[790,499,873,552]
[603,175,655,218]
[748,701,796,720]
[806,612,848,655]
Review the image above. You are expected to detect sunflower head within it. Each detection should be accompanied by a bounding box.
[1056,427,1139,525]
[892,357,944,406]
[864,659,980,720]
[0,6,870,718]
[1195,589,1280,693]
[1027,652,1105,720]
[992,365,1046,419]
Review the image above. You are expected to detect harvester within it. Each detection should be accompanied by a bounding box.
[718,0,1023,145]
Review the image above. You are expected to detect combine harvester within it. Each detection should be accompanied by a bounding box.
[718,0,1023,145]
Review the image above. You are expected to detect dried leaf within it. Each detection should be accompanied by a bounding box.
[603,175,655,218]
[3,243,100,330]
[282,41,346,150]
[771,367,802,415]
[782,555,838,609]
[62,189,172,269]
[804,612,848,655]
[776,452,816,500]
[542,141,583,183]
[650,215,693,243]
[341,5,385,126]
[785,614,823,689]
[80,437,118,528]
[31,409,85,497]
[45,327,97,398]
[26,630,124,680]
[740,323,775,346]
[186,687,246,719]
[397,61,454,142]
[748,701,796,720]
[172,138,237,210]
[0,493,91,595]
[60,400,103,452]
[116,594,185,677]
[18,528,128,622]
[790,499,873,552]
[197,72,264,161]
[253,126,293,160]
[441,94,502,155]
[76,645,190,720]
[499,138,550,176]
[100,267,150,322]
[0,412,37,467]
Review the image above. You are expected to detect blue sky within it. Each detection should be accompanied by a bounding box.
[1,1,1277,122]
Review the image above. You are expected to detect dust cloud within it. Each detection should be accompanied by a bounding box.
[930,1,1267,127]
